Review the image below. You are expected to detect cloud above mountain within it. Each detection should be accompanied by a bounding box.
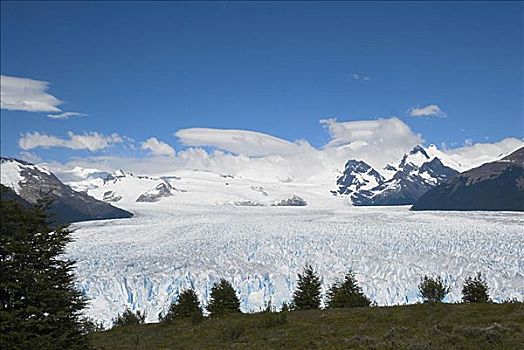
[18,117,523,183]
[319,117,424,170]
[173,118,425,171]
[19,131,123,151]
[443,137,523,169]
[321,117,422,148]
[175,128,313,157]
[141,137,176,157]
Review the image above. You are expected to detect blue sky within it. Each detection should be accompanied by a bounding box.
[1,1,523,163]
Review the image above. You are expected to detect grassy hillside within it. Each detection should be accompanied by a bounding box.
[89,303,523,349]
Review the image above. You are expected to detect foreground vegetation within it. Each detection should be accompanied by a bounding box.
[0,186,89,349]
[90,302,524,349]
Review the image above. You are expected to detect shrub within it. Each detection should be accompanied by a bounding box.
[326,269,371,309]
[263,299,274,313]
[112,308,146,328]
[257,311,287,328]
[462,272,490,303]
[217,320,246,341]
[281,302,290,312]
[418,275,450,303]
[292,265,322,310]
[80,317,105,334]
[207,278,241,317]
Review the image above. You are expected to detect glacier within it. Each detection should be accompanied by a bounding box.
[66,204,524,326]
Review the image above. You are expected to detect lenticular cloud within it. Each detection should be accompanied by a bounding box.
[0,75,63,113]
[175,127,313,157]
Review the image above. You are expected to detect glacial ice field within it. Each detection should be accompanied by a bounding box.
[67,204,524,325]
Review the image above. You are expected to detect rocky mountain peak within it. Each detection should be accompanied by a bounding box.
[136,182,175,202]
[336,159,384,195]
[398,145,431,168]
[338,145,459,206]
[104,169,135,183]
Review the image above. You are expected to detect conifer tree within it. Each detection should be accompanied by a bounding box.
[462,272,490,303]
[291,265,322,310]
[0,188,89,349]
[326,270,371,308]
[161,289,203,322]
[207,278,241,317]
[418,275,450,303]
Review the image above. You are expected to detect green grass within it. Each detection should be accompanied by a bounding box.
[89,303,524,349]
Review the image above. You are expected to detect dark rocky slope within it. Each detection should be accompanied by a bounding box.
[1,157,133,224]
[412,147,524,211]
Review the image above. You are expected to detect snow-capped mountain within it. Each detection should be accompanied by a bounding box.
[136,182,180,202]
[60,165,322,208]
[399,145,433,168]
[336,145,459,205]
[335,160,385,195]
[0,157,133,224]
[87,170,178,203]
[13,143,515,211]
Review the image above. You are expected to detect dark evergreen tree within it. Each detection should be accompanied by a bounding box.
[462,272,490,303]
[160,289,203,322]
[418,275,450,303]
[291,265,322,310]
[207,279,241,317]
[326,270,371,308]
[112,308,146,328]
[0,190,89,349]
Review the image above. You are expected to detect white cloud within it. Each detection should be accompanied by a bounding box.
[442,137,523,170]
[47,112,87,119]
[48,135,522,184]
[321,117,421,148]
[320,117,424,170]
[1,75,63,112]
[1,75,86,117]
[351,73,370,81]
[175,128,312,157]
[19,131,123,151]
[408,104,446,118]
[46,117,424,181]
[18,151,42,164]
[24,119,522,184]
[141,137,176,157]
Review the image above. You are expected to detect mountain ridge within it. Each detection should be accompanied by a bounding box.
[0,157,133,224]
[412,147,524,211]
[336,145,459,205]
